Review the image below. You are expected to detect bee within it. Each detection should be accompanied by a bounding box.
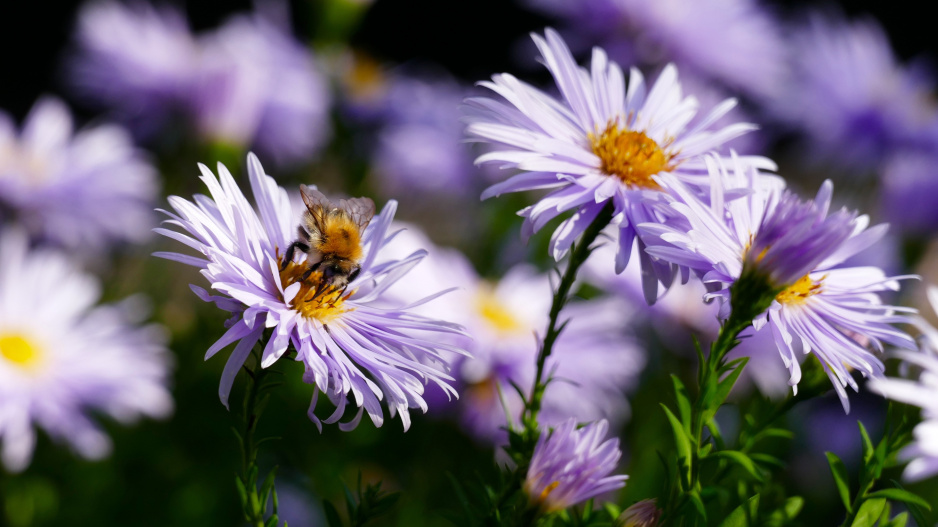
[281,185,376,296]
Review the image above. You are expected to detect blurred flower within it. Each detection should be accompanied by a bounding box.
[379,226,643,442]
[525,0,786,99]
[156,154,467,431]
[770,13,937,171]
[0,230,172,472]
[869,285,938,481]
[644,156,917,410]
[0,97,158,252]
[618,498,661,527]
[372,74,476,197]
[465,29,768,303]
[193,12,331,165]
[525,418,627,512]
[880,149,938,236]
[69,0,199,137]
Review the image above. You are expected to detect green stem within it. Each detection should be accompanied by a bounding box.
[240,349,270,527]
[522,202,614,432]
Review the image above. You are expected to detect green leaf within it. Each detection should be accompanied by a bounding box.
[688,491,708,522]
[711,357,749,408]
[661,404,693,488]
[783,496,804,519]
[714,451,764,482]
[887,480,931,527]
[850,498,886,527]
[749,453,785,470]
[671,375,693,436]
[264,514,279,527]
[718,494,760,527]
[260,466,279,514]
[323,500,344,527]
[751,427,795,445]
[866,488,932,511]
[858,422,875,465]
[234,477,249,510]
[885,512,908,527]
[445,472,473,519]
[826,452,852,513]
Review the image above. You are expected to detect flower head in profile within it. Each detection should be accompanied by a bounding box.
[869,285,938,481]
[0,97,158,252]
[156,154,467,431]
[0,230,172,472]
[642,156,917,410]
[525,419,627,512]
[465,29,769,303]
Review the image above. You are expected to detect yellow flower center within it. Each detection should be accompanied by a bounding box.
[539,480,561,503]
[476,287,523,333]
[776,274,824,305]
[0,332,43,370]
[278,259,353,323]
[589,121,673,189]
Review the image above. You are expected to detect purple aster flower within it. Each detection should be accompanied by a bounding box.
[156,154,467,431]
[525,418,627,512]
[465,29,769,303]
[192,12,331,166]
[68,0,199,137]
[770,13,936,171]
[524,0,786,99]
[642,156,917,410]
[378,227,644,442]
[619,499,661,527]
[372,74,476,197]
[0,97,158,252]
[0,230,172,472]
[868,285,938,481]
[880,149,938,236]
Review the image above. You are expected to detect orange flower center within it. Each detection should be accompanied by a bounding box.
[776,274,824,305]
[278,258,353,323]
[589,121,673,189]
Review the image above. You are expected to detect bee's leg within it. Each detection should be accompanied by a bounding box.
[306,279,328,303]
[299,260,321,282]
[280,241,310,271]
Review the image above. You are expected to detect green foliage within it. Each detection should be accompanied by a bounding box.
[322,473,401,527]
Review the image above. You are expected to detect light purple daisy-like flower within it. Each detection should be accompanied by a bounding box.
[642,156,917,410]
[465,29,769,303]
[0,97,158,252]
[524,0,786,99]
[193,12,331,166]
[869,285,938,481]
[880,149,938,236]
[69,0,199,137]
[525,418,627,512]
[0,230,172,472]
[770,13,936,171]
[378,227,643,442]
[156,154,467,431]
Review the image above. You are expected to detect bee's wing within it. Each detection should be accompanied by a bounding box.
[300,184,331,241]
[339,197,376,232]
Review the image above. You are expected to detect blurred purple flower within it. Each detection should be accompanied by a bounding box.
[0,97,158,252]
[193,13,331,165]
[880,149,938,236]
[156,154,468,431]
[770,13,937,171]
[378,226,644,443]
[0,230,173,472]
[465,29,767,303]
[525,418,627,512]
[372,75,476,196]
[525,0,786,99]
[69,0,199,137]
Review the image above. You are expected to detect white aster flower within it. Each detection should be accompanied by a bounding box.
[156,154,468,431]
[0,230,172,472]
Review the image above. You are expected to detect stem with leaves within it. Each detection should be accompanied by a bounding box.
[233,345,282,527]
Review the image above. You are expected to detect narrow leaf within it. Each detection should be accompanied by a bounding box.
[826,452,852,513]
[866,488,932,511]
[661,404,693,488]
[858,421,874,465]
[718,494,760,527]
[671,375,693,436]
[850,498,886,527]
[323,500,344,527]
[714,451,764,482]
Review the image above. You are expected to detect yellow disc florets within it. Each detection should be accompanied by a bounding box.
[776,274,825,305]
[0,332,43,371]
[589,121,674,189]
[278,259,353,323]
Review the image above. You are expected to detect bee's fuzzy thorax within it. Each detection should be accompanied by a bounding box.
[317,215,364,262]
